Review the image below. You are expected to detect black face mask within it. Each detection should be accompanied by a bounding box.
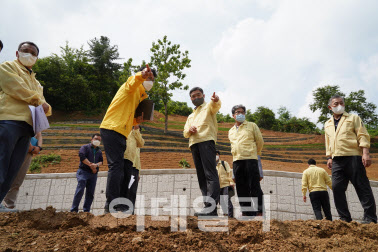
[192,97,204,107]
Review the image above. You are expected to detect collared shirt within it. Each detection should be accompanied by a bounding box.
[228,121,264,162]
[183,100,221,147]
[324,112,370,157]
[302,165,332,196]
[79,143,104,173]
[124,129,145,170]
[0,60,52,126]
[216,160,234,188]
[100,72,148,137]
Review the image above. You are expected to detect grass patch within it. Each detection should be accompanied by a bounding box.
[29,153,61,173]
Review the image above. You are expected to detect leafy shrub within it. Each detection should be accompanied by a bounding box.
[29,153,61,173]
[179,158,191,169]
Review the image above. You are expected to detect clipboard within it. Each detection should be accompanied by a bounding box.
[134,99,154,121]
[29,105,50,135]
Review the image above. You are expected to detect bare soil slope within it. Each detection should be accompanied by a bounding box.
[1,207,377,251]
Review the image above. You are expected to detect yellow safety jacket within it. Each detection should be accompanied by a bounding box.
[100,72,147,137]
[0,60,52,125]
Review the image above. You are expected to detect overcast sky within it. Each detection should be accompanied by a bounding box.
[1,0,378,123]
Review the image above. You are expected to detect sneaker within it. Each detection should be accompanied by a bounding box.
[0,203,19,213]
[361,218,377,224]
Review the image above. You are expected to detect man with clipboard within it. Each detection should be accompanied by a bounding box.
[0,41,51,209]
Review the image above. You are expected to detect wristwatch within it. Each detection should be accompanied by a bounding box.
[37,146,43,151]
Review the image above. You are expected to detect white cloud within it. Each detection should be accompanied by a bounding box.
[211,0,378,121]
[1,0,378,125]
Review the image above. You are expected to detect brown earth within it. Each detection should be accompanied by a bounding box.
[1,207,377,251]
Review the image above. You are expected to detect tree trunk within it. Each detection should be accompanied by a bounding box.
[164,102,168,133]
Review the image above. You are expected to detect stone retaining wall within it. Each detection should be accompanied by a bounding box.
[15,170,378,221]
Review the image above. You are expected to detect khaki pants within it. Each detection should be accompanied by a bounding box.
[2,153,33,209]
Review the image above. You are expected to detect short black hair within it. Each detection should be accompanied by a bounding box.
[189,87,203,96]
[18,41,39,55]
[138,66,157,78]
[216,150,221,155]
[92,133,101,139]
[232,104,246,115]
[308,158,316,165]
[0,40,3,51]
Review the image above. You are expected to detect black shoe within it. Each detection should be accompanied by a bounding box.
[339,218,352,223]
[361,218,377,224]
[104,207,110,214]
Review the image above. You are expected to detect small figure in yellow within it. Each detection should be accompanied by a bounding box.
[215,150,234,218]
[302,158,332,221]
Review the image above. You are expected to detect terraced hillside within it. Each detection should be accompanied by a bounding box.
[37,114,378,180]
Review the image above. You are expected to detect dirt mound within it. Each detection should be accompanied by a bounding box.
[1,208,377,251]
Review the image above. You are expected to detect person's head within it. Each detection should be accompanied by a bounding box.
[216,150,221,162]
[138,65,157,91]
[232,104,246,124]
[133,125,142,131]
[308,158,316,166]
[189,87,204,107]
[16,41,39,69]
[91,133,101,147]
[0,40,3,53]
[328,95,345,115]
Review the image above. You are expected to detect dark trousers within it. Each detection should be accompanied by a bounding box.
[100,128,126,210]
[309,190,332,221]
[0,122,31,202]
[233,159,264,216]
[332,156,377,222]
[190,140,220,210]
[120,159,139,214]
[71,169,98,212]
[217,186,234,218]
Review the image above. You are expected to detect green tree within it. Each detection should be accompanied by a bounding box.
[277,106,291,122]
[118,58,134,87]
[34,43,95,111]
[88,36,121,108]
[149,36,191,133]
[309,85,377,125]
[252,106,276,130]
[216,112,234,123]
[159,100,192,116]
[309,85,345,124]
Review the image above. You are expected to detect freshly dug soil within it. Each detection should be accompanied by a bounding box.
[1,207,377,251]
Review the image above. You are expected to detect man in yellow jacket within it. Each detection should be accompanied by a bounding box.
[302,158,332,221]
[228,104,264,217]
[0,41,51,208]
[100,64,156,213]
[121,125,145,214]
[183,87,221,216]
[325,95,377,224]
[215,150,234,218]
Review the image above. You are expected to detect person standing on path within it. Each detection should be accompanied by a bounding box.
[302,158,333,221]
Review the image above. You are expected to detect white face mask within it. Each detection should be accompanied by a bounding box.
[143,81,153,91]
[332,105,345,115]
[92,140,101,147]
[18,51,37,67]
[216,156,219,162]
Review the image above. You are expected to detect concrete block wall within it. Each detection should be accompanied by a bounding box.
[15,169,378,221]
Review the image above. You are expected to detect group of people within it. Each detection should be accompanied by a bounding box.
[301,95,377,224]
[0,40,376,224]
